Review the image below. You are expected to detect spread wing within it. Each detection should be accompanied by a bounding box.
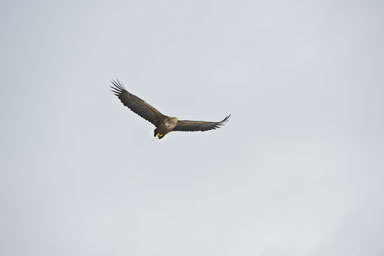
[111,79,165,126]
[173,115,230,132]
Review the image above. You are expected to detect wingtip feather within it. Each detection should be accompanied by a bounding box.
[110,78,126,95]
[219,114,231,125]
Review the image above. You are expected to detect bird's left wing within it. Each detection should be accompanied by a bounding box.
[173,115,230,132]
[111,79,165,126]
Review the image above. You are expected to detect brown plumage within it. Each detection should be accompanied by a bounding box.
[111,79,230,139]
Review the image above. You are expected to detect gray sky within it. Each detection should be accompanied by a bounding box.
[1,0,383,255]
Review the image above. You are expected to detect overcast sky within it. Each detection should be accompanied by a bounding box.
[1,0,384,255]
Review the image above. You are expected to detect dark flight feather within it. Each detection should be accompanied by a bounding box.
[111,79,164,126]
[173,115,231,132]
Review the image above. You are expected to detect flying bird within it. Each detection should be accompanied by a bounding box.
[111,79,230,139]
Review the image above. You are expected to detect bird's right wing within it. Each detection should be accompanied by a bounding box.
[173,115,230,132]
[111,79,165,126]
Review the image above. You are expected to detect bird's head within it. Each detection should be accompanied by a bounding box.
[154,129,165,139]
[155,133,165,139]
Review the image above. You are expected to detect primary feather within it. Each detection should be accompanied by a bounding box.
[111,79,164,126]
[173,115,231,132]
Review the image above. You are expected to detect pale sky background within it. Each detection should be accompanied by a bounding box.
[1,0,384,255]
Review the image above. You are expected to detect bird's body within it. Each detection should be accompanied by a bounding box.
[111,79,230,139]
[154,116,178,139]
